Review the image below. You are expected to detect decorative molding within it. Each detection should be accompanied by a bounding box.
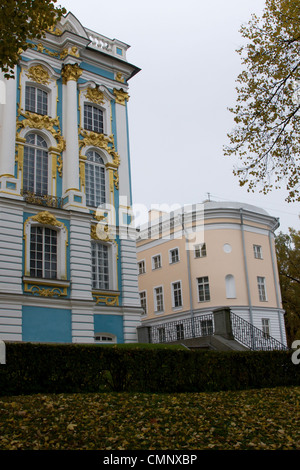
[17,110,66,153]
[26,65,51,85]
[24,283,67,297]
[115,72,124,83]
[85,86,105,105]
[113,88,129,105]
[30,211,63,227]
[92,291,120,306]
[79,129,120,167]
[61,64,82,84]
[91,223,111,242]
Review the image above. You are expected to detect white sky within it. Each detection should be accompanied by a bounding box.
[60,0,299,234]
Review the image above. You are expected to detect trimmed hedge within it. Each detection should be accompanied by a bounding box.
[0,342,299,396]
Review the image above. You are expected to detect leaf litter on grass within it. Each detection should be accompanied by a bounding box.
[0,386,299,450]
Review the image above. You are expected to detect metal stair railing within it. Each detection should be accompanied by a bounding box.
[150,314,214,344]
[230,311,288,351]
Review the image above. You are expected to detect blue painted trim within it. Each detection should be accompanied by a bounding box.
[22,305,72,343]
[80,62,114,80]
[125,101,133,206]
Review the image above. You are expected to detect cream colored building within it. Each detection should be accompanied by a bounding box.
[136,201,287,349]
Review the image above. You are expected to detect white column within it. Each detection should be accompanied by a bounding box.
[0,70,17,176]
[62,64,87,211]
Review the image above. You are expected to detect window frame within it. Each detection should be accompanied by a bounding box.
[91,241,110,291]
[152,254,162,270]
[169,247,179,264]
[29,225,58,279]
[197,276,211,302]
[253,244,263,259]
[194,243,207,258]
[257,276,267,302]
[138,260,146,275]
[84,103,104,134]
[23,132,49,197]
[25,84,48,116]
[154,285,164,313]
[171,280,183,309]
[261,318,270,338]
[139,291,147,315]
[85,149,107,208]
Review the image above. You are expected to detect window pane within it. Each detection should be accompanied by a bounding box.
[23,133,48,196]
[30,226,57,278]
[91,242,109,290]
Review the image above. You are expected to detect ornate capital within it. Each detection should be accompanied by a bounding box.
[26,65,50,85]
[113,88,129,106]
[61,64,82,84]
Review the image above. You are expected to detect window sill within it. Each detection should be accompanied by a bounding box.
[23,276,70,288]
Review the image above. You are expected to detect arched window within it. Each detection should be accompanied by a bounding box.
[225,274,236,299]
[23,133,48,196]
[85,150,106,207]
[25,85,48,115]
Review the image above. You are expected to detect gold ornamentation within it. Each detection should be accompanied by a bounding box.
[17,110,66,153]
[30,211,62,227]
[91,223,111,241]
[93,292,119,306]
[85,86,105,105]
[113,88,129,105]
[61,64,82,84]
[24,285,66,297]
[26,65,50,85]
[115,72,124,83]
[57,156,63,177]
[113,170,119,190]
[79,130,120,167]
[47,25,63,36]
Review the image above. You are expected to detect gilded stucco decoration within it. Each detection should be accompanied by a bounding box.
[115,72,124,83]
[61,64,82,84]
[24,284,67,297]
[26,65,51,85]
[85,86,105,105]
[79,130,120,167]
[113,88,129,105]
[17,110,66,153]
[30,211,63,227]
[93,293,119,306]
[91,223,111,242]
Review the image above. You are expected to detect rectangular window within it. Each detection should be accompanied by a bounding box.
[253,245,263,259]
[139,291,147,315]
[262,318,270,337]
[158,327,166,343]
[84,104,104,134]
[25,86,48,115]
[30,226,57,279]
[138,260,145,275]
[195,243,207,258]
[257,276,267,301]
[197,276,210,302]
[169,248,179,264]
[200,319,213,336]
[154,286,164,312]
[152,254,161,270]
[172,281,182,308]
[91,242,109,290]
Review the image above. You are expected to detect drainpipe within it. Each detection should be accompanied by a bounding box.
[240,209,254,347]
[179,214,195,337]
[268,225,285,345]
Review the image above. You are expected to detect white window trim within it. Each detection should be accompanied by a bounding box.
[197,276,211,303]
[194,243,207,258]
[152,253,162,270]
[139,290,147,315]
[94,333,117,344]
[171,280,183,309]
[257,276,268,302]
[153,285,164,314]
[261,318,271,337]
[253,244,263,259]
[79,83,113,136]
[23,214,68,281]
[138,259,146,275]
[169,247,180,264]
[91,240,117,291]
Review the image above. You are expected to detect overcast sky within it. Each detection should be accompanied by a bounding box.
[60,0,299,233]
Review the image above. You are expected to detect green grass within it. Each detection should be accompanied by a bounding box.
[0,386,299,450]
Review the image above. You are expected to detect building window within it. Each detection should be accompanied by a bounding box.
[200,319,213,336]
[154,286,164,312]
[169,248,179,264]
[253,245,263,259]
[23,133,48,196]
[262,319,270,338]
[257,276,267,301]
[172,281,182,308]
[84,104,104,134]
[138,260,145,275]
[152,254,161,270]
[225,274,236,299]
[139,291,147,315]
[195,243,207,258]
[25,85,48,115]
[85,150,106,207]
[92,242,109,290]
[30,226,57,279]
[176,323,184,340]
[197,276,210,302]
[94,333,116,343]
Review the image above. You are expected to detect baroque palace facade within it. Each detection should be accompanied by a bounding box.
[0,12,143,343]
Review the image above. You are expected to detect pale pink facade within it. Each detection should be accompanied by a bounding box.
[136,201,287,346]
